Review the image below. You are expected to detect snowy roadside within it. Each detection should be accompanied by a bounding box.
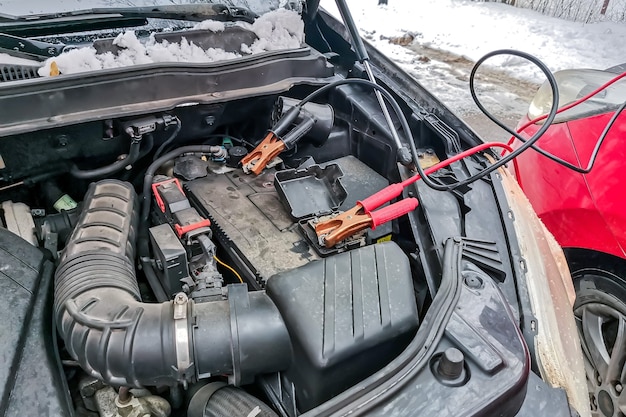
[396,41,539,140]
[319,0,625,139]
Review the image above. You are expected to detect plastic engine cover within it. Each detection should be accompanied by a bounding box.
[266,241,419,412]
[0,228,72,416]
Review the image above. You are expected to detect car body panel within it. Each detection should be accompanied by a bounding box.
[0,46,334,138]
[514,114,626,259]
[499,167,588,415]
[568,113,626,257]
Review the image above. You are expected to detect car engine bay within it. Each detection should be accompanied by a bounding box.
[0,83,423,413]
[0,6,585,417]
[0,73,432,410]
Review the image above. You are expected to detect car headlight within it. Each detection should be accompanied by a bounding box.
[528,69,626,123]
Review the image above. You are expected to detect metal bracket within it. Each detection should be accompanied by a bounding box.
[173,292,191,384]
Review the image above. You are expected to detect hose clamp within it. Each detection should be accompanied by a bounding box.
[173,292,191,383]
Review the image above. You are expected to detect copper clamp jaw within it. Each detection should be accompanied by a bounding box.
[314,205,371,248]
[240,132,286,176]
[314,198,419,248]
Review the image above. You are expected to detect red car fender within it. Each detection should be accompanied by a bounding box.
[512,114,626,259]
[567,113,626,258]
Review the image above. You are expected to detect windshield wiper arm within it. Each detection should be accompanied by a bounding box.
[0,33,68,60]
[0,4,257,37]
[0,14,147,37]
[89,4,258,23]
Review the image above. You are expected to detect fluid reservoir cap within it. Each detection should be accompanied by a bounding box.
[54,194,78,212]
[437,347,465,381]
[227,146,248,167]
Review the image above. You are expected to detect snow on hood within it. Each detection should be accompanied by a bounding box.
[37,8,304,77]
[0,53,40,66]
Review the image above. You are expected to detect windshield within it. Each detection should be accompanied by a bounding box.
[0,0,285,16]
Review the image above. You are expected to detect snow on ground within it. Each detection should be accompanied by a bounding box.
[320,0,625,131]
[320,0,624,80]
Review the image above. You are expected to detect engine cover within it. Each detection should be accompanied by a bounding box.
[0,228,72,416]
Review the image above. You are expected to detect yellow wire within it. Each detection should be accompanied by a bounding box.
[214,255,244,283]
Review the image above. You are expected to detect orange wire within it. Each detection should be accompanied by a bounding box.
[214,255,244,283]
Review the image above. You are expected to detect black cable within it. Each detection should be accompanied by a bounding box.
[427,49,559,190]
[137,133,154,160]
[296,78,415,149]
[365,49,556,192]
[294,54,558,191]
[514,101,625,173]
[70,138,143,179]
[294,78,408,154]
[152,117,182,161]
[470,53,626,174]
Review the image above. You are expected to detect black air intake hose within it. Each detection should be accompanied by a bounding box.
[54,180,291,387]
[204,388,278,417]
[188,383,278,417]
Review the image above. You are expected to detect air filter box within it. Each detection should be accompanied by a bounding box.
[266,241,419,412]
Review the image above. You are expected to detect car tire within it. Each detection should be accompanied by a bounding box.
[573,267,626,417]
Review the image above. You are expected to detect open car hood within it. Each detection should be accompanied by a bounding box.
[0,3,590,417]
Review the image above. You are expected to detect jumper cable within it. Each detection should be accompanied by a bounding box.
[315,142,514,248]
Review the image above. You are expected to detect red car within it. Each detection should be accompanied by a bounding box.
[513,64,626,417]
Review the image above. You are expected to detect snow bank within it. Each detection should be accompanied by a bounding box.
[38,8,304,77]
[320,0,625,82]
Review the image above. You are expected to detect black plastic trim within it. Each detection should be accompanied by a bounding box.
[302,237,465,416]
[0,47,334,138]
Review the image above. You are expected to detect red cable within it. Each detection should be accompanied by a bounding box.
[401,142,517,188]
[358,142,518,214]
[502,71,626,155]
